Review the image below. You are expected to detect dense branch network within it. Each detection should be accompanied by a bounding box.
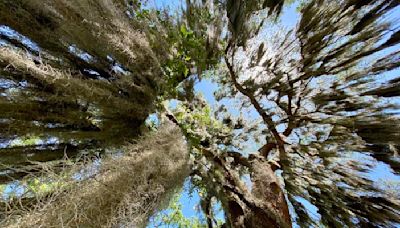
[0,0,399,227]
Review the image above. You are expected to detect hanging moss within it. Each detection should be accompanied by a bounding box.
[0,122,190,228]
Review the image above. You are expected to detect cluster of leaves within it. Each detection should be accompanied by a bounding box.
[137,0,225,101]
[165,98,241,227]
[162,24,204,97]
[172,99,232,148]
[150,192,207,228]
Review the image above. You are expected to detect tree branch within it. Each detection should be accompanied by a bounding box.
[224,41,285,152]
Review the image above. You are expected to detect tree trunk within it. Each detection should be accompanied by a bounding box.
[249,159,291,227]
[224,159,291,228]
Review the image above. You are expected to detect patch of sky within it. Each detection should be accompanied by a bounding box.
[167,98,180,110]
[293,196,322,223]
[338,151,400,198]
[18,80,28,88]
[107,55,130,75]
[68,44,94,62]
[1,181,26,200]
[44,136,60,145]
[111,64,129,75]
[145,113,160,128]
[0,139,10,149]
[279,0,301,28]
[147,179,205,227]
[194,79,219,107]
[0,79,30,99]
[83,69,101,77]
[358,153,400,183]
[0,157,102,200]
[73,159,102,181]
[241,173,253,191]
[44,123,65,129]
[0,25,40,52]
[148,178,225,227]
[144,0,183,11]
[0,78,17,89]
[179,180,203,219]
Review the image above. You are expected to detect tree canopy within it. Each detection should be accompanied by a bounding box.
[0,0,399,227]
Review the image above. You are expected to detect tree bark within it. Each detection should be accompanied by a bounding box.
[249,159,291,227]
[224,42,291,227]
[222,159,291,228]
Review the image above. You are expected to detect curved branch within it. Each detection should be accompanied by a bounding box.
[224,42,285,153]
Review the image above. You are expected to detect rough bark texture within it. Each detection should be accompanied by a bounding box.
[206,152,291,228]
[249,159,291,227]
[220,160,291,228]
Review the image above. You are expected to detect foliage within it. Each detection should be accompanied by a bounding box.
[0,0,163,155]
[0,0,400,227]
[1,122,189,228]
[171,98,232,147]
[9,135,42,147]
[150,192,206,228]
[379,179,400,200]
[218,0,400,226]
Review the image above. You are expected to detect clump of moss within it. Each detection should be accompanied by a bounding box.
[1,121,190,228]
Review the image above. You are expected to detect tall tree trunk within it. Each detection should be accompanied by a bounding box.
[249,159,291,227]
[221,159,291,228]
[223,41,291,228]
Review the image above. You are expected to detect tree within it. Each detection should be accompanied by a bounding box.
[166,0,400,227]
[216,0,400,226]
[0,0,399,227]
